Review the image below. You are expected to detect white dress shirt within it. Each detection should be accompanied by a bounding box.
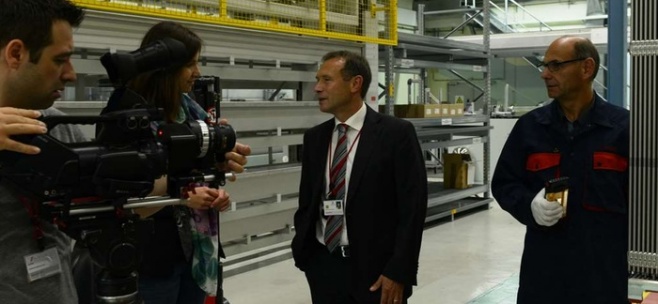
[316,103,367,246]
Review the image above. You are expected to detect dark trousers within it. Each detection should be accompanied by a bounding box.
[139,261,206,304]
[304,242,409,304]
[304,241,353,304]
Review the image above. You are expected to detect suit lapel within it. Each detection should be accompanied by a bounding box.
[314,119,334,199]
[346,107,381,205]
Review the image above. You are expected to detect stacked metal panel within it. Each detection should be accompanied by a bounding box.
[628,0,658,280]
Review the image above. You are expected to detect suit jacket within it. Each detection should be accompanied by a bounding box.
[291,106,428,301]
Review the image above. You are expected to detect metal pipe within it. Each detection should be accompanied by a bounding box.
[628,0,658,278]
[504,83,509,110]
[407,78,413,104]
[473,92,484,103]
[448,69,484,93]
[504,0,509,29]
[488,1,504,13]
[482,0,492,197]
[508,0,553,31]
[424,8,480,15]
[319,0,327,31]
[268,82,286,101]
[420,69,426,104]
[416,3,424,35]
[606,0,628,107]
[443,10,483,39]
[69,197,184,216]
[384,46,395,115]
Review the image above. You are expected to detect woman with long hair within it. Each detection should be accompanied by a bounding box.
[130,21,232,304]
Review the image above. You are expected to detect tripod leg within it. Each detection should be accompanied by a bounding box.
[72,245,100,304]
[215,261,226,304]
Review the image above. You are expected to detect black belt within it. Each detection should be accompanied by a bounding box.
[330,245,350,258]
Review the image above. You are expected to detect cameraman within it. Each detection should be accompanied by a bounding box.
[125,21,250,304]
[0,1,85,303]
[0,2,250,304]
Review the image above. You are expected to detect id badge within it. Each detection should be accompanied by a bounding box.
[323,199,344,216]
[24,247,62,283]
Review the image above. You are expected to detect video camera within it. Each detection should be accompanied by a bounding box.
[0,38,235,303]
[0,37,235,200]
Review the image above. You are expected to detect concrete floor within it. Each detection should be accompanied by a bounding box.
[222,204,526,303]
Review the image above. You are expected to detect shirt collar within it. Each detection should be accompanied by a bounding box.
[556,95,595,126]
[334,103,366,132]
[539,92,613,129]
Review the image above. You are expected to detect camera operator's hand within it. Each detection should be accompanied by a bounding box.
[217,119,252,180]
[186,186,231,212]
[0,107,47,154]
[221,142,251,177]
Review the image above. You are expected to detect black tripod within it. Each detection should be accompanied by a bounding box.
[67,191,228,303]
[67,199,147,304]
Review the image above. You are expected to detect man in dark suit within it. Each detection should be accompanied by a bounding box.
[291,50,427,304]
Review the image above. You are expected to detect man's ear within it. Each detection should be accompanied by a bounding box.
[582,57,595,80]
[2,39,28,69]
[351,75,363,95]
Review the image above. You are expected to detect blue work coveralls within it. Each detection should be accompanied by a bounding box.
[492,93,629,304]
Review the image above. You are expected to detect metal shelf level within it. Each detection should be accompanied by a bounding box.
[415,125,492,138]
[427,183,489,208]
[405,115,489,127]
[397,32,486,53]
[420,136,488,150]
[425,197,493,223]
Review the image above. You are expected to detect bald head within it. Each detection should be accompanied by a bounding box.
[547,36,600,82]
[540,36,601,102]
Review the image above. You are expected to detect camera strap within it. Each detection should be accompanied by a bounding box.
[19,197,45,251]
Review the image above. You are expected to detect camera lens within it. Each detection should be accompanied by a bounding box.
[209,124,236,163]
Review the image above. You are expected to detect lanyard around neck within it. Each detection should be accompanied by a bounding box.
[327,126,362,196]
[328,126,362,168]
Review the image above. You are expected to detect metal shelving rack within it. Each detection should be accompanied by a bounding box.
[56,10,359,266]
[381,1,493,222]
[628,0,658,300]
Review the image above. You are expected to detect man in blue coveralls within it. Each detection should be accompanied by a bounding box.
[492,36,630,303]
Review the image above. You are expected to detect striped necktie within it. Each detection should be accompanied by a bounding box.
[324,123,348,253]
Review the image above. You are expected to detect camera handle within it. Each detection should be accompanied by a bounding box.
[67,173,234,216]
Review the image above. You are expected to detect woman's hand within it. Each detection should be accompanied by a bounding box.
[186,186,231,212]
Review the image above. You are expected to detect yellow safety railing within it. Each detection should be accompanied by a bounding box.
[71,0,397,45]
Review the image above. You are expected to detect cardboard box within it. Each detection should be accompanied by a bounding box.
[443,153,472,189]
[414,104,441,117]
[379,105,406,116]
[379,104,441,118]
[446,104,464,117]
[440,104,450,117]
[453,104,464,116]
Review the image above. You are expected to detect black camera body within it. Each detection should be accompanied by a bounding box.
[0,109,166,201]
[0,38,236,202]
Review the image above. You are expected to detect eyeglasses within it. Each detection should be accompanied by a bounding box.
[537,58,587,72]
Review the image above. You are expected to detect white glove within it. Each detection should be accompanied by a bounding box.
[531,188,563,226]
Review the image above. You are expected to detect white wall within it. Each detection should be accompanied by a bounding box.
[488,118,517,181]
[490,1,605,31]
